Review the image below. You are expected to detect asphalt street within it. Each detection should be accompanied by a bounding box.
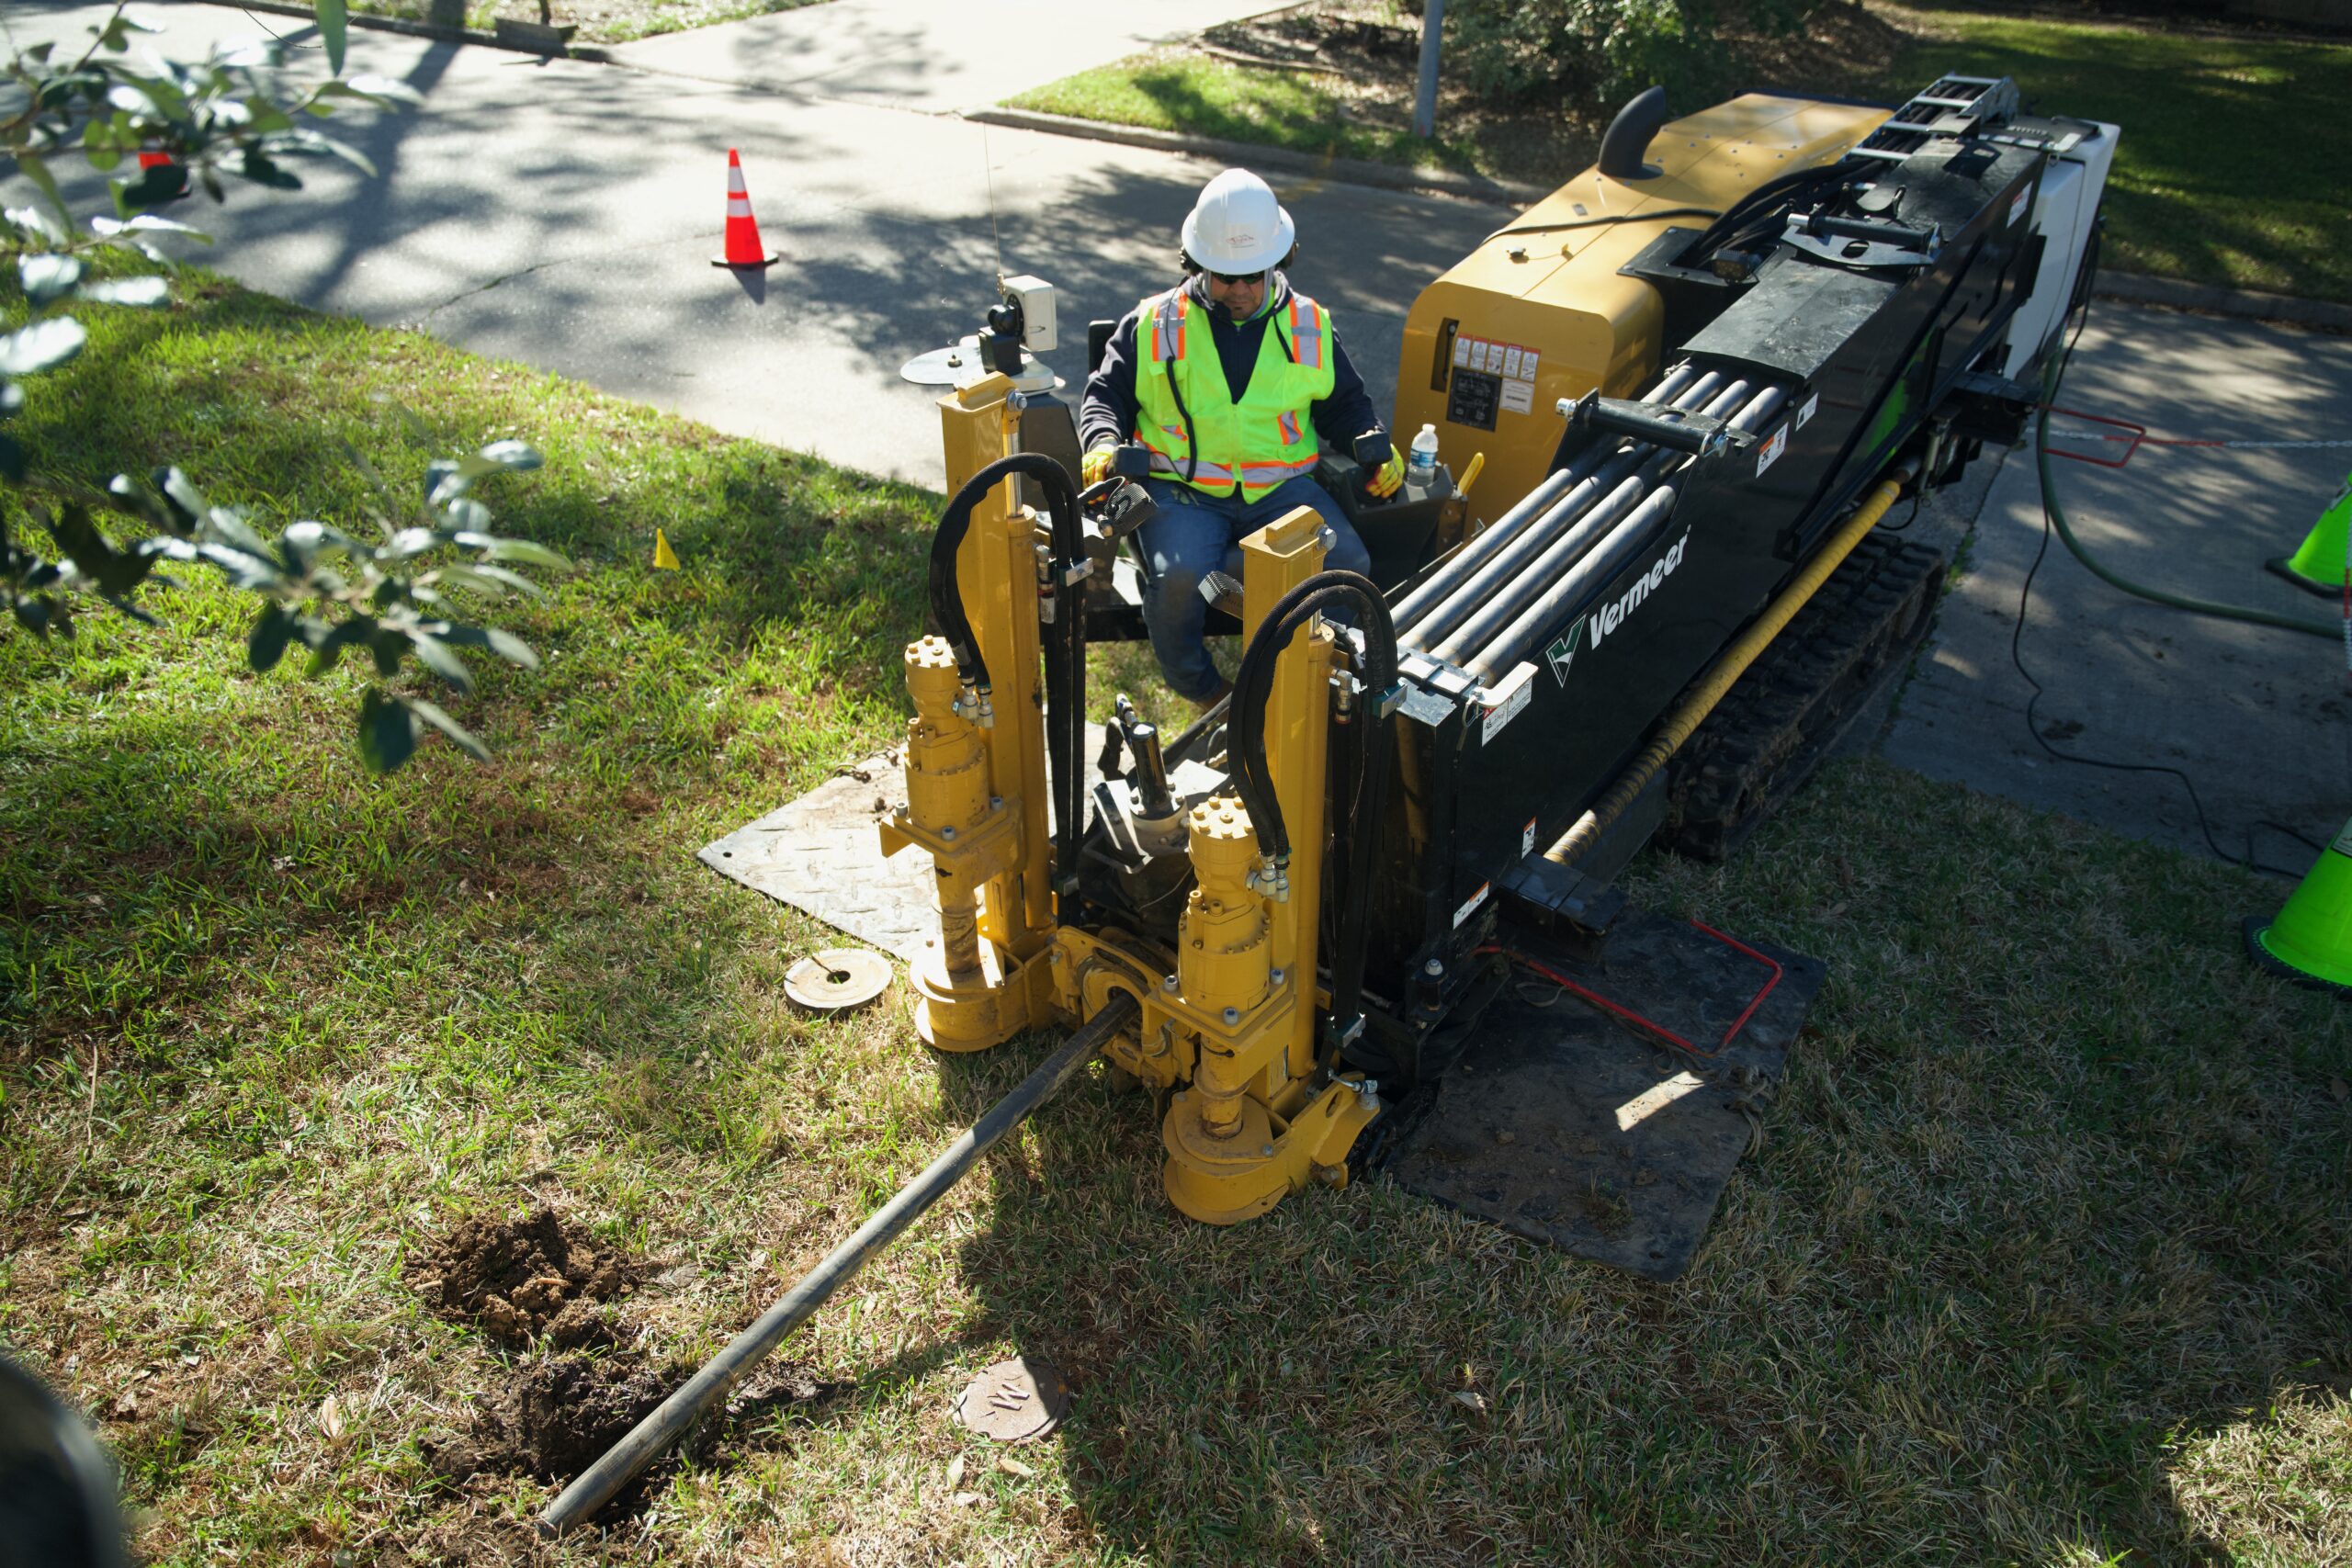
[6,0,2348,869]
[3,1,1506,489]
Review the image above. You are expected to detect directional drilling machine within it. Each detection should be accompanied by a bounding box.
[882,77,2117,1228]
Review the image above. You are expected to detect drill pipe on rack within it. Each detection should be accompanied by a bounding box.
[1390,364,1711,641]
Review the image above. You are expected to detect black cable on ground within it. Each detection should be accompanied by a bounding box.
[2011,288,2314,881]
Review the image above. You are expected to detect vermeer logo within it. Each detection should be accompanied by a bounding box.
[1544,530,1692,687]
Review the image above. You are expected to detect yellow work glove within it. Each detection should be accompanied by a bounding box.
[1082,445,1116,486]
[1365,443,1406,500]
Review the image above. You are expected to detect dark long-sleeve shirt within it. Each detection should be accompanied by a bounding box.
[1079,276,1383,459]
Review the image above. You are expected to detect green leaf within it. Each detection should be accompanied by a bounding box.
[440,497,491,533]
[357,689,417,773]
[343,74,424,106]
[315,0,348,78]
[406,696,492,763]
[240,95,296,136]
[249,604,293,671]
[153,468,207,531]
[5,204,68,247]
[78,276,171,308]
[0,318,86,376]
[385,525,441,560]
[238,152,302,191]
[482,537,571,571]
[17,254,84,306]
[13,155,69,237]
[283,520,361,564]
[458,440,543,478]
[51,502,157,596]
[406,628,474,692]
[368,625,406,676]
[82,118,124,173]
[461,563,548,601]
[433,622,538,669]
[201,504,274,562]
[306,615,373,675]
[90,213,206,239]
[483,626,538,669]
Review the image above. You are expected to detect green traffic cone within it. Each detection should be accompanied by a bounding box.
[2266,468,2352,599]
[2245,815,2352,995]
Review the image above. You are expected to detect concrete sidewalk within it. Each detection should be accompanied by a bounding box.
[6,1,2349,873]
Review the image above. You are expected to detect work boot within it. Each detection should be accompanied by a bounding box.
[1189,679,1233,714]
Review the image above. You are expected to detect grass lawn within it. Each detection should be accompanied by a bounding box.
[1004,3,2352,304]
[3,276,2349,1565]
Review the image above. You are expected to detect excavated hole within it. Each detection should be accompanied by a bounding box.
[409,1204,639,1348]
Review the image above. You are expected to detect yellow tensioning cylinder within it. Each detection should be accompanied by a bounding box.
[903,637,993,966]
[1176,798,1272,1138]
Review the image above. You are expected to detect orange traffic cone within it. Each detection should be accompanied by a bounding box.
[712,148,780,270]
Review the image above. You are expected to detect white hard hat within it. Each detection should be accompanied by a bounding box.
[1180,168,1295,274]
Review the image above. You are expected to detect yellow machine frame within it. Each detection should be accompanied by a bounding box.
[879,374,1375,1225]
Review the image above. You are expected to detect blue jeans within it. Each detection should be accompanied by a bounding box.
[1136,474,1373,702]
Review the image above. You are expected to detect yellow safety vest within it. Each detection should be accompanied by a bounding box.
[1132,285,1338,502]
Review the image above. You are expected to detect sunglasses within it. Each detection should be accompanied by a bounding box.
[1209,270,1266,287]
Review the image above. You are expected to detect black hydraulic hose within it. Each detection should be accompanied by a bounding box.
[1678,156,1864,268]
[2035,372,2335,639]
[1228,571,1396,865]
[926,454,1089,901]
[538,992,1140,1536]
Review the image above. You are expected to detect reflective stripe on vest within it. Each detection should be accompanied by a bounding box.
[1131,286,1337,502]
[1286,296,1323,370]
[1148,290,1186,362]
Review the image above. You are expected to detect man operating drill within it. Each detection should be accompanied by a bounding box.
[1081,168,1404,709]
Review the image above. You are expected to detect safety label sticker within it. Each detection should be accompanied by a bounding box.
[1452,333,1541,411]
[1481,673,1532,743]
[1521,817,1537,857]
[1453,881,1490,930]
[1797,392,1819,429]
[1756,423,1790,476]
[2008,186,2031,227]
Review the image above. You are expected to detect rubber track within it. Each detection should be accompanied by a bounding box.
[1661,532,1947,862]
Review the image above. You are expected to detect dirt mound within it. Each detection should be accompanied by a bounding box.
[410,1206,637,1346]
[423,1353,849,1521]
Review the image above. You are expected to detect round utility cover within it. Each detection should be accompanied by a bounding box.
[784,949,894,1013]
[954,1357,1069,1443]
[899,336,1061,393]
[899,338,982,387]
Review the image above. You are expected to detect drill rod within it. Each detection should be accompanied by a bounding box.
[538,991,1141,1535]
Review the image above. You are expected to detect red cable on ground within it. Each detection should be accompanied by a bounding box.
[1474,921,1783,1060]
[2041,403,2352,466]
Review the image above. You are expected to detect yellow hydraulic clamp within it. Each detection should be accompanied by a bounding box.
[878,372,1387,1225]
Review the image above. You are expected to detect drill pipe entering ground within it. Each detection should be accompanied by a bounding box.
[538,991,1141,1535]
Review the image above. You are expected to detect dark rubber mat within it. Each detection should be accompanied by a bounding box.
[1384,913,1825,1281]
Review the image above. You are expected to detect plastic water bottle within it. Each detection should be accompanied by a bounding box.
[1406,423,1440,487]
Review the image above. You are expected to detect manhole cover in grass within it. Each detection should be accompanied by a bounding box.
[954,1357,1069,1443]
